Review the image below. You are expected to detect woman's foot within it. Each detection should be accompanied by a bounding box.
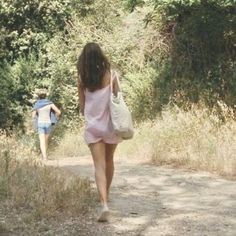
[97,206,109,222]
[41,155,47,161]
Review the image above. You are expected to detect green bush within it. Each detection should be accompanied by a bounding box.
[149,0,235,106]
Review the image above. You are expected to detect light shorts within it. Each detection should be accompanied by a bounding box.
[84,127,122,145]
[37,122,52,134]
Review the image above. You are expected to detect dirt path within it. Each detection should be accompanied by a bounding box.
[47,156,236,236]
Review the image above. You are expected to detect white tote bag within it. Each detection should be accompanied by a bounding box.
[109,71,134,140]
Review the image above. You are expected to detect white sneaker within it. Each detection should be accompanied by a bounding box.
[97,206,109,222]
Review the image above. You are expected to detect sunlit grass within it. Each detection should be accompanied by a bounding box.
[0,132,95,233]
[114,102,236,178]
[150,103,236,178]
[48,126,89,159]
[46,102,236,179]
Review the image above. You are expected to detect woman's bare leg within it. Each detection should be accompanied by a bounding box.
[89,142,108,207]
[89,141,110,221]
[39,134,47,159]
[105,144,117,197]
[45,134,49,157]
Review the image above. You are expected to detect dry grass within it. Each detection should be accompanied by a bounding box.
[48,122,155,160]
[48,127,89,159]
[150,103,236,179]
[39,102,236,180]
[0,132,95,234]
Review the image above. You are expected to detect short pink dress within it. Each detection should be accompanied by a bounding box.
[84,78,121,145]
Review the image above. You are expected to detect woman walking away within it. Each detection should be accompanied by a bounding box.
[77,42,121,222]
[32,89,61,160]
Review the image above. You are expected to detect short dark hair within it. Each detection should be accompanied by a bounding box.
[37,88,47,99]
[38,93,47,99]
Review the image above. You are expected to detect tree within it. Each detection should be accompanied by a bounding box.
[0,0,91,129]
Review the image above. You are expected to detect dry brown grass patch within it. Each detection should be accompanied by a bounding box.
[151,103,236,179]
[0,132,95,234]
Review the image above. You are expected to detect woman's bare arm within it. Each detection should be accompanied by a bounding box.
[112,71,120,96]
[78,78,85,115]
[32,110,37,119]
[51,104,61,117]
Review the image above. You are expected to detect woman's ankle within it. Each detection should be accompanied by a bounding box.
[102,202,109,210]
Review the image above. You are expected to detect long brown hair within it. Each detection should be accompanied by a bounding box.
[77,42,110,91]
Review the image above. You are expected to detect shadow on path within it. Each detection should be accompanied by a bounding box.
[47,156,236,236]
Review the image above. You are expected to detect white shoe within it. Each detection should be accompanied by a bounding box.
[97,207,109,222]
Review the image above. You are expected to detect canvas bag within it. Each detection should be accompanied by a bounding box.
[110,71,134,140]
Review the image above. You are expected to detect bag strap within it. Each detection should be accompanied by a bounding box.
[110,70,121,95]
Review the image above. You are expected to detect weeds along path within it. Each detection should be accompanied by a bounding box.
[47,156,236,236]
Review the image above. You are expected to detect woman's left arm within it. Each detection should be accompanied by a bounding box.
[51,104,61,117]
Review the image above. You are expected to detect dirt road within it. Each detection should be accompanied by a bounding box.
[47,156,236,236]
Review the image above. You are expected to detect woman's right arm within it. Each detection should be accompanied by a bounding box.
[78,78,85,115]
[112,71,120,97]
[51,104,61,117]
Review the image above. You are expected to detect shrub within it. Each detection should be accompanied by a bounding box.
[0,131,95,222]
[148,0,235,106]
[151,102,236,178]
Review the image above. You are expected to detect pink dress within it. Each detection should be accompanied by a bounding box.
[84,81,121,145]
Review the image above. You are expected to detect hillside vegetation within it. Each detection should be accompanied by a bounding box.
[0,0,235,233]
[1,0,234,129]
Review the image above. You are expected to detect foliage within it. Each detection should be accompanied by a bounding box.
[0,55,45,130]
[125,0,236,107]
[41,0,149,126]
[0,0,90,61]
[1,0,235,130]
[122,68,159,121]
[0,0,131,130]
[0,64,21,129]
[0,0,94,129]
[123,0,145,12]
[151,102,236,178]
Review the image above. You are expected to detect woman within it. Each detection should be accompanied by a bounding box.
[77,42,121,222]
[32,89,61,160]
